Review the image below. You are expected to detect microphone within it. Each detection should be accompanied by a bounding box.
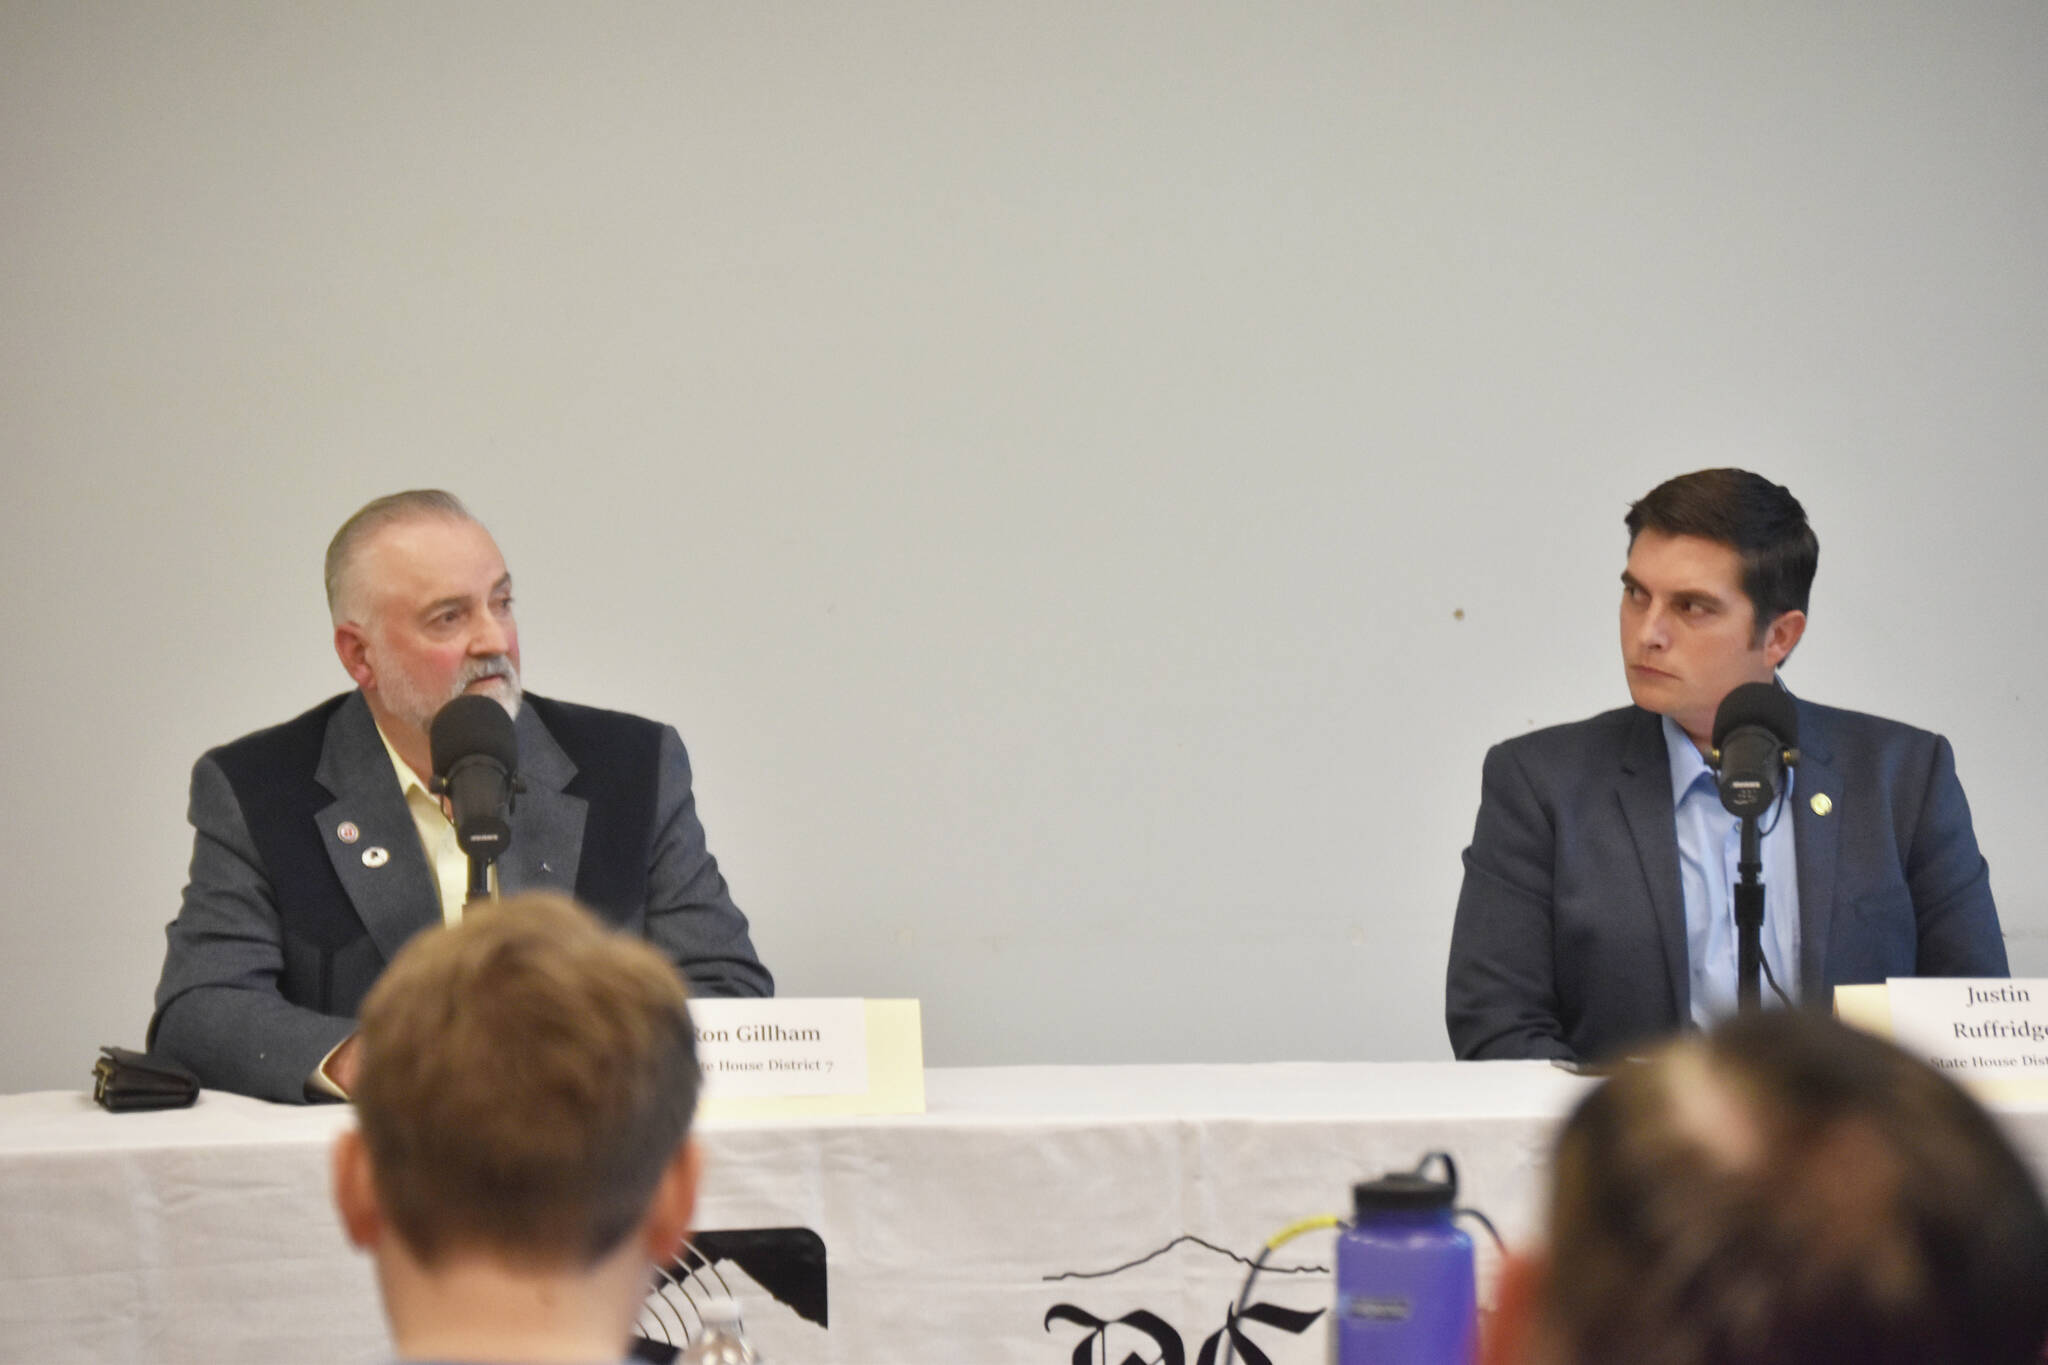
[430,694,520,864]
[1710,682,1799,819]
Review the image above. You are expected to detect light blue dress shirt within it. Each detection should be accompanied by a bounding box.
[1663,714,1801,1027]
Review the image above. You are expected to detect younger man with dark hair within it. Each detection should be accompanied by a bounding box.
[1447,469,2006,1062]
[331,892,701,1365]
[1484,1010,2048,1365]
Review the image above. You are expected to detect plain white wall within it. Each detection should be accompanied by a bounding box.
[3,1,2044,1094]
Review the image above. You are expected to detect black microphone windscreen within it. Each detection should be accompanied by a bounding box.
[1712,682,1797,751]
[430,694,518,779]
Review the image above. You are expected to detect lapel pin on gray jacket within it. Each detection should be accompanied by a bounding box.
[362,846,389,868]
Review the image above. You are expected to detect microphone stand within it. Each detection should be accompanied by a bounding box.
[1710,683,1799,1014]
[1734,813,1765,1011]
[465,850,496,908]
[458,781,522,907]
[430,767,521,909]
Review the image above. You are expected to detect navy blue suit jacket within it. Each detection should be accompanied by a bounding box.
[1446,698,2007,1061]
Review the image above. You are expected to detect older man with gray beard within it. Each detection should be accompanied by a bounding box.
[150,491,771,1102]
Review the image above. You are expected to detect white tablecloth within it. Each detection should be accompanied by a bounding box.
[6,1062,2044,1364]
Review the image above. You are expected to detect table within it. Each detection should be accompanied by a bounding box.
[5,1062,2044,1363]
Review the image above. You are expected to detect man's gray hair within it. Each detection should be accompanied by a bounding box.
[325,490,476,625]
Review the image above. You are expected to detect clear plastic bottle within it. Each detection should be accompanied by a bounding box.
[679,1299,763,1365]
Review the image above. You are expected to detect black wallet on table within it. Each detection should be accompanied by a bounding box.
[92,1046,200,1112]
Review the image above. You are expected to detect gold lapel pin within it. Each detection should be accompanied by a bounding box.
[1810,793,1833,817]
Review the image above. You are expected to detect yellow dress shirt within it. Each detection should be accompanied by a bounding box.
[310,722,493,1098]
[374,722,493,925]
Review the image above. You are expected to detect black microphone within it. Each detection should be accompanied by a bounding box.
[1710,682,1799,819]
[430,694,519,864]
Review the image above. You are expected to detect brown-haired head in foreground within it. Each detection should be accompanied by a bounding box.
[1530,1009,2048,1365]
[351,892,700,1270]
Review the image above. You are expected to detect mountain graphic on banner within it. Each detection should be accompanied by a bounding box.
[1043,1232,1328,1283]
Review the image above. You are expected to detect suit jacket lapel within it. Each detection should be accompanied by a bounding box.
[312,692,441,964]
[1791,697,1842,998]
[1617,708,1691,1023]
[500,702,588,897]
[311,695,592,955]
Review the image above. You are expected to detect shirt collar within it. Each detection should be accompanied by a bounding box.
[1661,704,1798,812]
[373,720,435,802]
[1662,713,1718,806]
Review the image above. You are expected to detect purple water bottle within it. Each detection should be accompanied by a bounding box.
[1332,1153,1476,1365]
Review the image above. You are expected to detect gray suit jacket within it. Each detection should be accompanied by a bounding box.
[1445,698,2007,1061]
[150,691,771,1101]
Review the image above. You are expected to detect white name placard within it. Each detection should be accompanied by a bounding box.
[691,998,867,1097]
[1887,978,2048,1076]
[687,998,926,1117]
